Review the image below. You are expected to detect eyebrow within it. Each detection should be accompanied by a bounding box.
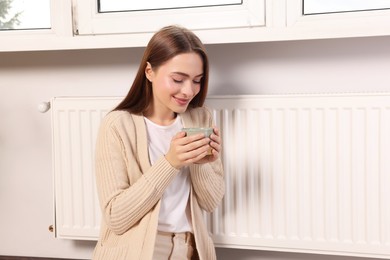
[172,72,203,78]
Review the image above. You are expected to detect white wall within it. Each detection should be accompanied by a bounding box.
[1,35,390,259]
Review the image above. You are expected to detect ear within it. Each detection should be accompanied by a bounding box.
[145,62,153,82]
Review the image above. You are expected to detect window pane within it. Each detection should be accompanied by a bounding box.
[0,0,50,30]
[99,0,242,13]
[304,0,390,15]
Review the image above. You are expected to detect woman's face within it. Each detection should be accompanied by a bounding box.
[145,52,203,123]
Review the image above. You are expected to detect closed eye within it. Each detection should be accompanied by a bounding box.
[193,76,203,84]
[171,73,203,84]
[173,79,183,83]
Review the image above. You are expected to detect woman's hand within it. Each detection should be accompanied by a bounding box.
[165,130,212,169]
[194,126,221,165]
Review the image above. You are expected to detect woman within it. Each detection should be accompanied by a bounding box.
[92,25,225,260]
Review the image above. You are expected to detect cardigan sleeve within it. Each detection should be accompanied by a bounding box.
[95,112,179,235]
[189,158,225,212]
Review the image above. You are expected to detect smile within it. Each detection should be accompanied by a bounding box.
[173,96,190,106]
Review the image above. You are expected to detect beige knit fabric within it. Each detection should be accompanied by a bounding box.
[92,107,225,260]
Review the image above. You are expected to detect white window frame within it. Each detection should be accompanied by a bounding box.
[0,0,72,37]
[2,0,390,51]
[286,0,390,40]
[72,0,265,36]
[0,0,72,51]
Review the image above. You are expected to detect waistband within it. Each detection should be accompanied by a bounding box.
[157,230,195,245]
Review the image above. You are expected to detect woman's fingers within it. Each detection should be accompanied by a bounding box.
[166,132,210,168]
[167,126,223,168]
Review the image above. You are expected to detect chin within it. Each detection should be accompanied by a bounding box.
[173,106,189,114]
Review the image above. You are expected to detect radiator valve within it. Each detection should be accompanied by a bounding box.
[38,102,51,113]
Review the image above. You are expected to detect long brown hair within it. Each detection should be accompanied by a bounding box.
[114,25,209,114]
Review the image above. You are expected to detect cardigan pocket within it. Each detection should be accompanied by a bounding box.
[93,230,144,260]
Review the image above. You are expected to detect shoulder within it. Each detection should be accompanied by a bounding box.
[98,110,142,137]
[182,106,213,127]
[101,110,133,128]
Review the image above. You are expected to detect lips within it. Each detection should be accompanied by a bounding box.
[173,96,190,106]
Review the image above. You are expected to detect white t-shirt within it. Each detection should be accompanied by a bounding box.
[144,115,192,233]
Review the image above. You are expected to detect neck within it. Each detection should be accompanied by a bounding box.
[144,112,177,126]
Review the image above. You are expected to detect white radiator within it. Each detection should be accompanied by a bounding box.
[51,94,390,258]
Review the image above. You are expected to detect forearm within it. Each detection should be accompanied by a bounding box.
[189,160,225,212]
[97,156,178,235]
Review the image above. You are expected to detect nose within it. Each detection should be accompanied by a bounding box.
[182,81,198,97]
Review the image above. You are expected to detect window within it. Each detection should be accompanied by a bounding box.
[303,0,390,15]
[0,0,50,30]
[73,0,265,36]
[286,0,390,41]
[99,0,242,13]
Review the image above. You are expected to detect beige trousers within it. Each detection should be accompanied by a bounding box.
[152,231,195,260]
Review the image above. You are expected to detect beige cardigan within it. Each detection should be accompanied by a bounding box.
[92,107,225,260]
